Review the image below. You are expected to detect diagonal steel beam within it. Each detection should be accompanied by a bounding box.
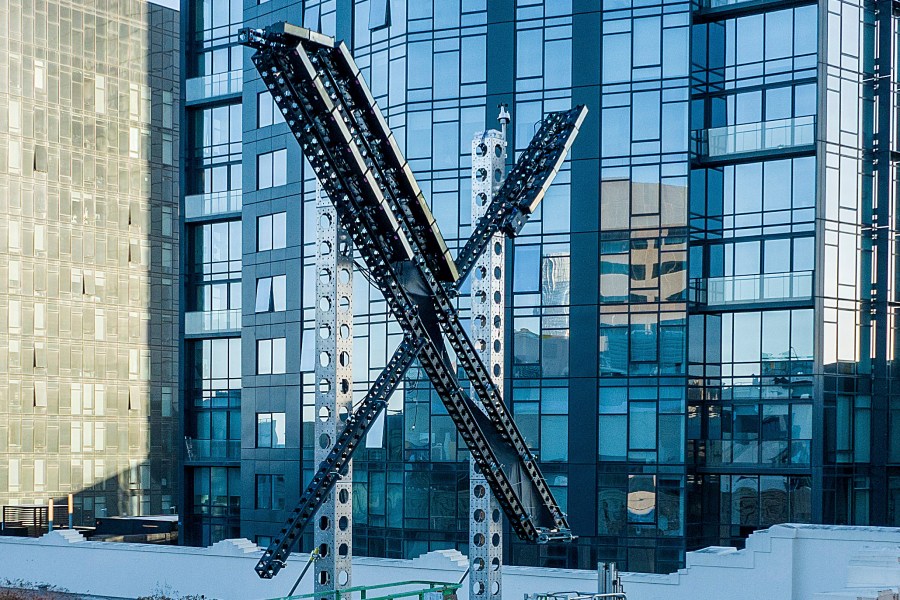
[241,24,586,579]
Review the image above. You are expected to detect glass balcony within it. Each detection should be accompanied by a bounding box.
[186,70,242,102]
[184,438,240,462]
[185,190,242,220]
[185,309,241,335]
[691,271,813,307]
[693,116,815,160]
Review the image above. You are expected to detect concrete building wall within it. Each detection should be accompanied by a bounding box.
[0,525,897,600]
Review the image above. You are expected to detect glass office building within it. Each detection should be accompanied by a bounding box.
[0,0,181,522]
[180,0,900,572]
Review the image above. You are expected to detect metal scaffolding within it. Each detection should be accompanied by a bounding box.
[239,22,586,587]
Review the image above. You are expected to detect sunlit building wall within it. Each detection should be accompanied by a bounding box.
[0,0,181,522]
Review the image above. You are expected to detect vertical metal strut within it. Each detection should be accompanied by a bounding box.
[469,107,510,600]
[314,185,353,597]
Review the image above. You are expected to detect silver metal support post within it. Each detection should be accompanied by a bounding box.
[469,107,510,600]
[314,185,354,598]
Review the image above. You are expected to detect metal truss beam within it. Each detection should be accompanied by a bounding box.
[240,23,586,580]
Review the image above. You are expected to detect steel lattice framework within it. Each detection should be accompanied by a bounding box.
[240,22,587,581]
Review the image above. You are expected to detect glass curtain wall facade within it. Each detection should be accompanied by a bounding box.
[181,0,900,573]
[181,0,244,545]
[0,0,181,522]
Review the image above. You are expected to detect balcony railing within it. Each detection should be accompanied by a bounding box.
[186,70,242,102]
[185,309,241,335]
[691,271,813,306]
[693,116,815,160]
[185,438,240,462]
[185,190,242,220]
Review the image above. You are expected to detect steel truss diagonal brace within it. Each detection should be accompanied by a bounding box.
[241,23,587,579]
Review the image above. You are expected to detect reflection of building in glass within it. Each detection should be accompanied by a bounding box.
[0,0,180,523]
[179,0,899,576]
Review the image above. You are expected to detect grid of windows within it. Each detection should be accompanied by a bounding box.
[0,0,180,522]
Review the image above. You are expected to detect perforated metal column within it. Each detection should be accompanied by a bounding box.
[469,124,507,600]
[314,186,353,598]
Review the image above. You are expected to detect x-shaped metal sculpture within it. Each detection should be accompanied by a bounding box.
[241,23,587,579]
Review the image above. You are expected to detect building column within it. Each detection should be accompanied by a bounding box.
[469,110,508,600]
[314,185,353,597]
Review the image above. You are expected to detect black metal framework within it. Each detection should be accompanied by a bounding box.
[240,22,586,579]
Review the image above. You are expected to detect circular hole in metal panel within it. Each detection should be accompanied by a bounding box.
[338,406,349,421]
[494,169,502,182]
[493,364,501,377]
[319,351,331,367]
[492,533,500,547]
[476,291,487,304]
[340,379,350,394]
[319,268,332,284]
[491,557,501,571]
[338,516,349,530]
[318,378,331,393]
[494,266,501,278]
[474,485,486,498]
[318,297,331,312]
[477,192,488,206]
[318,406,331,422]
[319,516,330,530]
[473,557,485,571]
[477,339,487,351]
[339,489,350,504]
[339,351,350,367]
[491,581,501,595]
[474,582,485,595]
[492,509,501,523]
[493,340,501,353]
[338,543,349,556]
[476,266,486,280]
[339,268,351,284]
[473,533,485,547]
[338,570,349,586]
[494,144,503,158]
[338,296,351,312]
[319,214,331,229]
[319,325,331,339]
[493,291,502,304]
[339,324,351,339]
[494,241,502,255]
[319,433,331,449]
[319,241,332,256]
[476,143,488,157]
[476,168,487,182]
[318,571,329,585]
[318,543,329,557]
[474,509,486,522]
[493,315,501,328]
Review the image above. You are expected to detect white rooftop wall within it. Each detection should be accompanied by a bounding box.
[0,525,897,600]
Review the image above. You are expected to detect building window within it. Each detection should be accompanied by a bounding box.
[257,212,287,251]
[255,275,287,312]
[257,413,286,448]
[255,474,285,509]
[257,92,285,128]
[257,338,286,374]
[369,0,390,30]
[257,149,287,189]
